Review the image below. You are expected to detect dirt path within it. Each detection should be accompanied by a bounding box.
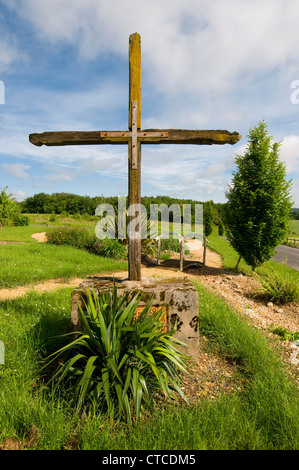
[31,232,47,243]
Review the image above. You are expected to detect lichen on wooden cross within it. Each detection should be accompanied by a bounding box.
[29,32,241,281]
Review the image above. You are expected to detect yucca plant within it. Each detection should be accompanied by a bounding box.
[45,285,189,424]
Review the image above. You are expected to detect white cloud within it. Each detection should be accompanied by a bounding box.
[11,189,27,201]
[47,169,77,183]
[4,0,299,92]
[279,135,299,175]
[1,163,30,179]
[0,36,25,72]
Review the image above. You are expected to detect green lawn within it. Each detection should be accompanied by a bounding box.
[289,219,299,236]
[0,226,47,243]
[0,225,127,288]
[0,243,127,288]
[286,220,299,247]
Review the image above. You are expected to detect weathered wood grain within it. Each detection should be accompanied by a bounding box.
[129,33,141,130]
[128,34,142,280]
[29,129,241,146]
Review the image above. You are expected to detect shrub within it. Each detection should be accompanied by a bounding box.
[92,239,127,259]
[46,226,96,251]
[256,266,299,304]
[13,214,30,226]
[160,237,189,255]
[161,237,181,253]
[45,286,188,424]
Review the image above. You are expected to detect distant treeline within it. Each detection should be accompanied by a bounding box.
[20,192,299,222]
[20,192,227,223]
[291,208,299,220]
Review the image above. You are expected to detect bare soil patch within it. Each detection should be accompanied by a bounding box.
[31,232,47,242]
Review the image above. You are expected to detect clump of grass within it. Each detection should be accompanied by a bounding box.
[256,265,299,304]
[271,326,299,342]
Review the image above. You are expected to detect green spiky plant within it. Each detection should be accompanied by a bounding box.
[45,285,189,425]
[256,265,299,304]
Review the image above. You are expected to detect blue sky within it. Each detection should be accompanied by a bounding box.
[0,0,299,206]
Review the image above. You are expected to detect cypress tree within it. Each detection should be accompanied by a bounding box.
[225,121,293,270]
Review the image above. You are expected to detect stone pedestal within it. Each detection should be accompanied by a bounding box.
[71,276,199,362]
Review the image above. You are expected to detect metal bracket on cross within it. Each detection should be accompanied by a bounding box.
[131,101,138,169]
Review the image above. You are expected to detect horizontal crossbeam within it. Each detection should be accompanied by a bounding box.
[29,129,241,147]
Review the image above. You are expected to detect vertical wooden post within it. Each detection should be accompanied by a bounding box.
[128,33,142,281]
[157,237,161,265]
[129,33,141,130]
[203,238,207,267]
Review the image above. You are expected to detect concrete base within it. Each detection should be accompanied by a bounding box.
[71,276,199,362]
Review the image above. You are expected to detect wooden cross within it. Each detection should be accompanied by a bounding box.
[29,32,241,281]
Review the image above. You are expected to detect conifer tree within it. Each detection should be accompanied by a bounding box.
[225,121,293,270]
[204,201,213,238]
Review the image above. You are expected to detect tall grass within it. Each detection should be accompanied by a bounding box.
[256,264,299,303]
[0,290,76,449]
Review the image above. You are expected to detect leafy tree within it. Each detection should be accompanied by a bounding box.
[225,121,293,270]
[0,186,19,224]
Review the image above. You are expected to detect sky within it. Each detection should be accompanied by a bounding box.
[0,0,299,207]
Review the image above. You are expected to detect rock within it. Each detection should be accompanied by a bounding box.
[290,349,299,365]
[267,302,274,308]
[71,276,200,362]
[290,341,299,365]
[243,308,255,315]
